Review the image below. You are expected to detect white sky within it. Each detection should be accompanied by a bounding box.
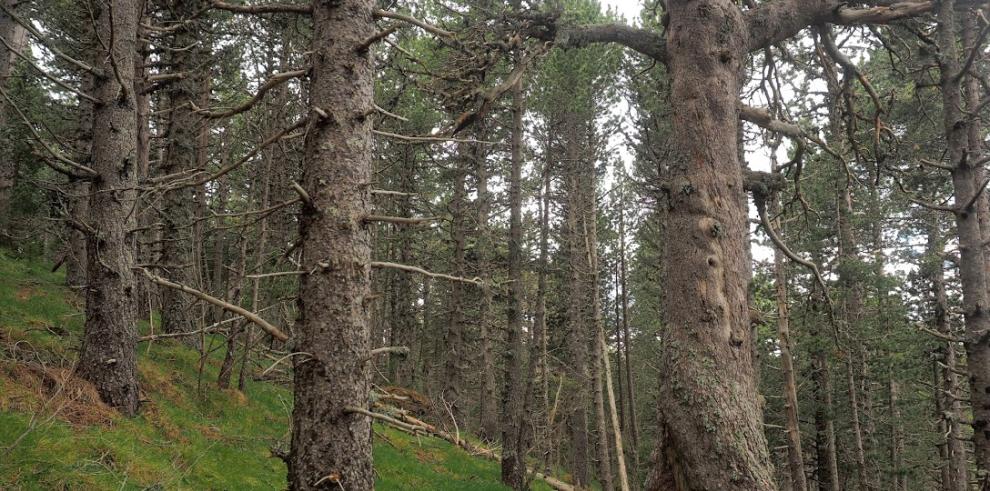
[602,0,643,21]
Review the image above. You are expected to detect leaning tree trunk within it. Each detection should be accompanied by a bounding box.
[74,0,141,417]
[658,1,775,488]
[287,1,375,489]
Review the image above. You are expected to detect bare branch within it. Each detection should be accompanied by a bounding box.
[0,35,96,103]
[363,215,438,225]
[137,268,289,342]
[211,0,311,15]
[746,0,935,54]
[362,346,410,362]
[556,23,667,62]
[373,9,453,38]
[372,129,501,145]
[194,69,308,119]
[370,261,484,286]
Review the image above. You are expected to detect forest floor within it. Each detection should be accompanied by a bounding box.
[0,250,555,490]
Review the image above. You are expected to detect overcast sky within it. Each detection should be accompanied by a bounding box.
[603,0,642,20]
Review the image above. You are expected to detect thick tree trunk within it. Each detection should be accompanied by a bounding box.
[658,2,774,488]
[74,0,141,417]
[159,0,209,336]
[938,1,990,481]
[287,1,375,488]
[501,78,526,488]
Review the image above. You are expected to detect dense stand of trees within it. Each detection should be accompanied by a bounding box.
[2,0,990,489]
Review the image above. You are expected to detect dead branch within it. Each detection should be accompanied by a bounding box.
[373,9,453,38]
[363,215,439,225]
[362,346,410,362]
[370,261,484,286]
[137,268,289,342]
[211,0,311,14]
[194,69,308,119]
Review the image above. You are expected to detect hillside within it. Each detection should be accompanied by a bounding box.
[0,251,553,490]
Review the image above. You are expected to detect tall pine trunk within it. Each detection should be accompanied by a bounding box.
[288,1,374,488]
[0,0,24,239]
[938,1,990,480]
[500,78,526,488]
[159,0,209,336]
[771,196,807,491]
[75,0,141,417]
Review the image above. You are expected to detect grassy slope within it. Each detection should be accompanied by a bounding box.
[0,251,545,490]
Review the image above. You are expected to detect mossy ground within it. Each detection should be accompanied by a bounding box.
[0,251,551,490]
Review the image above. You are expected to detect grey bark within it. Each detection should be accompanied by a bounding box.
[287,1,375,488]
[74,0,141,417]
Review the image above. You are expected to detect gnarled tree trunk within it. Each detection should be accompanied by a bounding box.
[657,1,775,488]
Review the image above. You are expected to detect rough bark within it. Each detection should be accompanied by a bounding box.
[74,0,141,417]
[657,1,775,488]
[938,0,990,481]
[287,1,375,488]
[0,0,25,239]
[158,0,209,336]
[501,78,526,488]
[926,217,969,491]
[563,120,591,487]
[475,120,498,442]
[441,141,469,428]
